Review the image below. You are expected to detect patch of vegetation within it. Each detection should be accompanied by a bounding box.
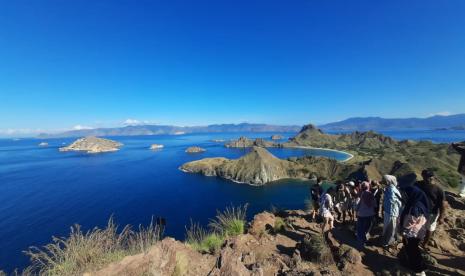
[185,221,223,254]
[186,204,248,255]
[298,233,334,265]
[172,252,188,276]
[273,217,286,233]
[22,216,163,276]
[209,204,248,237]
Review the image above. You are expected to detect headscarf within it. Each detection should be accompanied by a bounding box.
[383,175,398,187]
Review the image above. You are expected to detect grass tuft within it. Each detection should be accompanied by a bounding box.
[23,216,163,276]
[209,204,248,237]
[185,221,223,254]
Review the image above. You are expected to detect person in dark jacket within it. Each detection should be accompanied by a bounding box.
[310,177,324,221]
[399,185,431,276]
[415,169,445,249]
[451,142,465,198]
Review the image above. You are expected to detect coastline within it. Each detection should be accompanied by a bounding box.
[287,145,354,162]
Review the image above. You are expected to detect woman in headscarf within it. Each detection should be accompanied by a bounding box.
[382,175,403,248]
[399,184,431,276]
[320,187,335,233]
[356,181,376,248]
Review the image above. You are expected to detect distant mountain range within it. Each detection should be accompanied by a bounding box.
[319,114,465,131]
[37,114,465,138]
[38,123,301,138]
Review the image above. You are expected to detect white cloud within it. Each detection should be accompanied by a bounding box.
[0,128,47,137]
[72,125,93,130]
[121,118,156,126]
[429,111,452,117]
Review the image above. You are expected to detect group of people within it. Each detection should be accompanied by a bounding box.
[307,141,465,276]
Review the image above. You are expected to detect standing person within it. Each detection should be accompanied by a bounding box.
[382,175,403,248]
[334,182,351,223]
[320,187,335,233]
[371,180,383,223]
[452,142,465,198]
[347,181,358,222]
[310,177,324,221]
[400,185,430,276]
[416,169,445,249]
[356,181,376,249]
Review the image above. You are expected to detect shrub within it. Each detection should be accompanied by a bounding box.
[209,204,248,237]
[298,233,334,265]
[24,216,163,276]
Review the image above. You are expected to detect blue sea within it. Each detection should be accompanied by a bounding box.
[0,130,464,271]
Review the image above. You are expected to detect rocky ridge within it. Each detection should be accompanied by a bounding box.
[59,137,123,153]
[92,192,465,276]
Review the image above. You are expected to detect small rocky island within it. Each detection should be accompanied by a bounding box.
[38,142,49,147]
[185,146,206,153]
[59,137,123,153]
[271,134,283,140]
[150,144,164,150]
[225,137,278,148]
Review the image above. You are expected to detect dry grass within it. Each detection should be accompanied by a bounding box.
[22,216,163,276]
[208,204,248,237]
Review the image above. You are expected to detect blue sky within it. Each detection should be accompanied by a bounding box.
[1,0,465,135]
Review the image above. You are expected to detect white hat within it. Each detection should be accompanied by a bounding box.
[348,181,355,187]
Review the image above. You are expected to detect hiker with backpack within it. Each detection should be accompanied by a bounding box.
[399,184,431,276]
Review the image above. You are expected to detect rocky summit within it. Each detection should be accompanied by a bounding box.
[92,192,465,276]
[59,137,123,153]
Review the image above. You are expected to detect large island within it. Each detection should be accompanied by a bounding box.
[59,137,123,153]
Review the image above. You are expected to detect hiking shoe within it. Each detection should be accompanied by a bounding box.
[414,271,426,276]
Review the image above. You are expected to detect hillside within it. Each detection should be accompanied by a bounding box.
[285,124,461,189]
[319,114,465,131]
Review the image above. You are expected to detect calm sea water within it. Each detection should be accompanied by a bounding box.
[0,130,463,271]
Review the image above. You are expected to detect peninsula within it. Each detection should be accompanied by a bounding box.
[59,137,123,153]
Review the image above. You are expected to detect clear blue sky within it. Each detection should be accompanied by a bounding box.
[1,0,465,135]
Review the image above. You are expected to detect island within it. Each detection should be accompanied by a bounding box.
[271,134,283,140]
[182,123,462,188]
[185,146,206,153]
[150,144,164,150]
[59,137,123,153]
[225,136,278,148]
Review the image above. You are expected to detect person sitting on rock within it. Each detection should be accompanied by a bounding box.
[310,177,324,221]
[451,141,465,198]
[356,181,376,249]
[415,169,445,250]
[382,175,403,249]
[399,184,430,276]
[320,187,335,233]
[334,181,351,223]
